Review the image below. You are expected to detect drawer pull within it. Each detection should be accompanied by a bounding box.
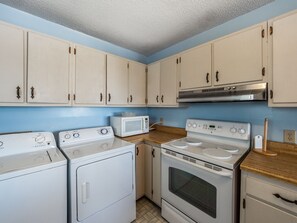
[273,193,297,205]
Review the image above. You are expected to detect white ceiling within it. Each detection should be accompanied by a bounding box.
[0,0,273,56]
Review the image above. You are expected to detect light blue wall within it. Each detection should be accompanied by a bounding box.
[148,0,297,143]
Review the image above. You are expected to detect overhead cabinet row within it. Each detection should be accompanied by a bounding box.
[0,22,146,106]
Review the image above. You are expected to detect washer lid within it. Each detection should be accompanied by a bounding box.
[0,151,52,175]
[202,148,232,160]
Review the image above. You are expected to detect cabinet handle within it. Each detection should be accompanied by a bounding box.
[100,93,103,102]
[206,73,209,83]
[16,86,21,99]
[130,95,133,103]
[156,95,159,103]
[108,93,111,102]
[30,87,35,99]
[152,149,155,158]
[273,193,297,205]
[161,95,164,103]
[216,71,219,82]
[136,147,139,156]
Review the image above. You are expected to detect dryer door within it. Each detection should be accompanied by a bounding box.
[76,152,133,221]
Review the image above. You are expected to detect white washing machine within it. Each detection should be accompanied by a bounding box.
[58,126,136,223]
[0,132,67,223]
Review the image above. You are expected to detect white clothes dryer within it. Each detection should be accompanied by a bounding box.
[0,132,67,223]
[59,126,136,223]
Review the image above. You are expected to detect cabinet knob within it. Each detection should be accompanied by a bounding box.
[161,95,164,103]
[156,95,159,103]
[152,149,155,158]
[206,73,209,83]
[108,93,111,102]
[130,95,133,103]
[216,71,219,82]
[136,147,139,156]
[30,87,35,99]
[273,193,297,205]
[16,86,21,99]
[100,93,103,102]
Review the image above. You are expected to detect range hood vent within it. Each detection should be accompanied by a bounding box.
[177,83,267,103]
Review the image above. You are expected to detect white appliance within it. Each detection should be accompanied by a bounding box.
[58,126,136,223]
[110,115,149,137]
[0,132,67,223]
[161,119,251,223]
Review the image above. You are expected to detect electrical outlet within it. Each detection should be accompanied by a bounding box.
[283,130,296,144]
[160,117,164,125]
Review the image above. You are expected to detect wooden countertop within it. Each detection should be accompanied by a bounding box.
[121,125,186,145]
[241,141,297,185]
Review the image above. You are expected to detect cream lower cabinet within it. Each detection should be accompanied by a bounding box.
[74,45,106,105]
[268,10,297,107]
[27,32,71,105]
[179,43,212,90]
[136,144,145,200]
[128,61,146,106]
[147,56,178,107]
[213,23,266,86]
[144,144,161,206]
[240,171,297,223]
[0,22,25,104]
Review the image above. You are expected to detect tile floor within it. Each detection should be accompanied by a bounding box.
[133,197,168,223]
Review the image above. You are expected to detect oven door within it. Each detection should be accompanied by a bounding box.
[161,149,233,223]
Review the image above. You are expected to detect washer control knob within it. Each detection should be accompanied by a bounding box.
[64,134,71,139]
[238,128,246,134]
[192,123,197,128]
[35,134,46,143]
[0,141,3,147]
[100,128,108,135]
[230,127,237,134]
[187,123,192,127]
[73,133,80,138]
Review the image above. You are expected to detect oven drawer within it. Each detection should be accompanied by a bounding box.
[246,177,297,214]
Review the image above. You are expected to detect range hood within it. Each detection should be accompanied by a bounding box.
[177,83,267,103]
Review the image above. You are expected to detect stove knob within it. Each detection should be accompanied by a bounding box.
[0,141,3,147]
[238,128,246,134]
[35,134,46,143]
[187,123,192,127]
[230,127,237,134]
[64,134,71,139]
[73,133,80,138]
[100,128,108,135]
[192,123,197,128]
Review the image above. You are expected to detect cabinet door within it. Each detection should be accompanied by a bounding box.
[245,196,297,223]
[27,32,70,104]
[0,23,25,103]
[270,12,297,105]
[128,61,146,105]
[135,144,145,200]
[152,146,161,206]
[147,62,161,106]
[213,24,265,86]
[160,57,178,106]
[144,144,153,200]
[180,44,212,90]
[106,55,128,105]
[74,45,106,105]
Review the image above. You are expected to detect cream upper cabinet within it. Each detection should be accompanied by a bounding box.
[213,23,266,86]
[74,45,106,105]
[0,23,25,104]
[27,32,71,104]
[106,54,128,105]
[179,44,212,90]
[160,56,178,106]
[269,11,297,106]
[147,62,161,106]
[128,61,146,105]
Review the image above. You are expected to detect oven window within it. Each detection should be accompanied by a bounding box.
[169,167,217,218]
[124,120,142,133]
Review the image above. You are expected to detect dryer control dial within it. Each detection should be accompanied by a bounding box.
[64,134,71,139]
[0,141,3,147]
[238,128,246,135]
[73,133,80,138]
[100,128,108,135]
[35,134,46,144]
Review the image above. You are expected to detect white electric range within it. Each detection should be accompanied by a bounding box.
[161,119,251,223]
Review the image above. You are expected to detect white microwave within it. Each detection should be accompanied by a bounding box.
[110,116,149,137]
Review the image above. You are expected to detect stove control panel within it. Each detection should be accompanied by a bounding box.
[59,126,114,146]
[186,119,250,140]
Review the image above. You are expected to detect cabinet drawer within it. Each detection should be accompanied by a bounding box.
[246,177,297,214]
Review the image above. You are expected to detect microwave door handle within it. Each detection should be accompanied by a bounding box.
[162,151,233,178]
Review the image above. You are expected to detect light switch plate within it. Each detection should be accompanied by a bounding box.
[283,130,296,144]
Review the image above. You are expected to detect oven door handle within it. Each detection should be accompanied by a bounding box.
[162,151,233,178]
